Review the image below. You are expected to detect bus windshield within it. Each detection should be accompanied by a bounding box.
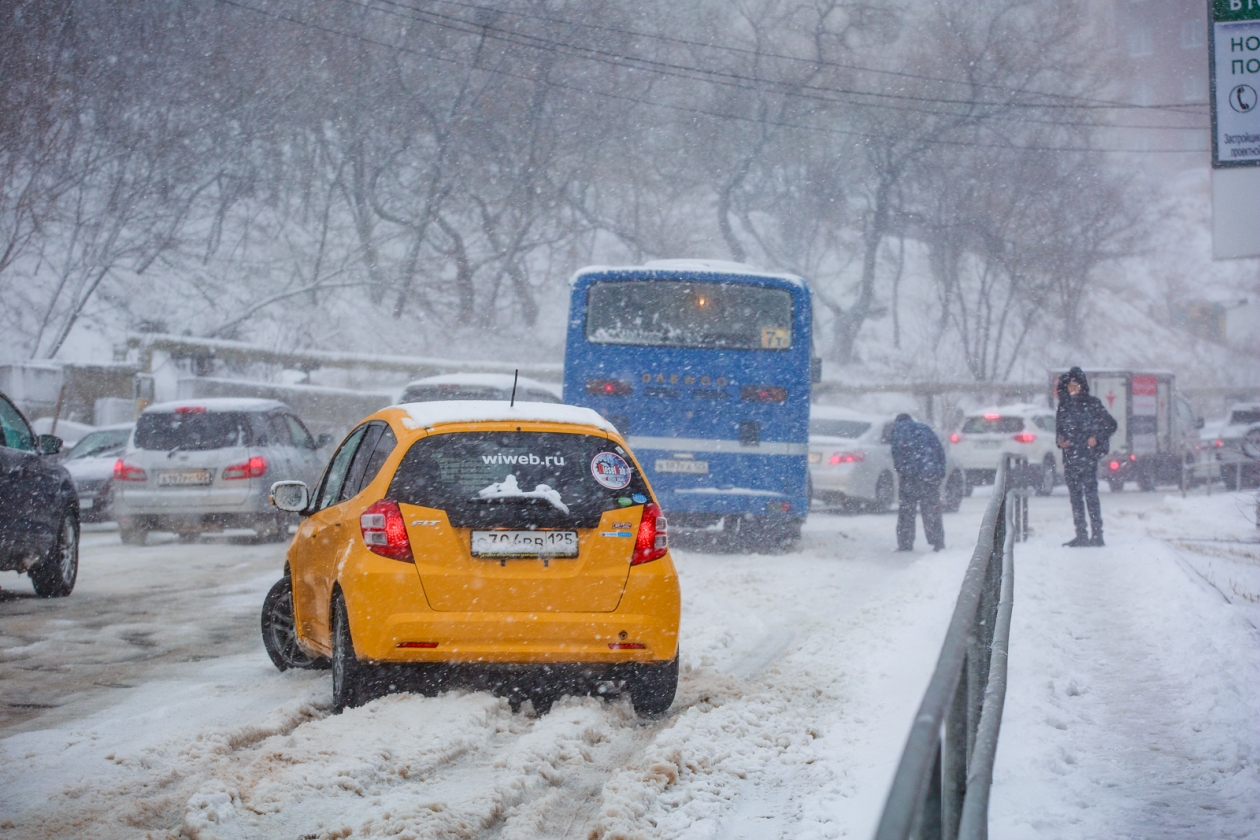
[585,280,793,350]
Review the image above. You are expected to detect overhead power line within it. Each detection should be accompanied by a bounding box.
[414,0,1208,116]
[216,0,1210,156]
[346,0,1207,132]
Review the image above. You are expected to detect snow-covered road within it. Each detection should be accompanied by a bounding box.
[2,489,1258,839]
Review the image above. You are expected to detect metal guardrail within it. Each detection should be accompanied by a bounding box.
[873,455,1026,840]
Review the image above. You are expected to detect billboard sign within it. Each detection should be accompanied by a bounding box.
[1210,0,1260,168]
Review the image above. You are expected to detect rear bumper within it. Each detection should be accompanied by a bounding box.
[317,551,681,665]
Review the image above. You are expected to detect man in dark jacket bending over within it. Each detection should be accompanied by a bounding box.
[890,413,946,552]
[1056,367,1118,547]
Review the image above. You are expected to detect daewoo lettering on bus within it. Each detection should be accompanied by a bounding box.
[563,260,818,547]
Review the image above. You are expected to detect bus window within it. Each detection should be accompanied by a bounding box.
[585,281,793,350]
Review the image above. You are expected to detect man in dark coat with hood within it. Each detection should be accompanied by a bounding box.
[1056,367,1118,547]
[889,413,946,551]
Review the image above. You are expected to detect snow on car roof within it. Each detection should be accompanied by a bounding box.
[809,405,883,422]
[397,400,615,433]
[143,398,289,414]
[966,403,1049,417]
[402,372,560,394]
[570,260,805,287]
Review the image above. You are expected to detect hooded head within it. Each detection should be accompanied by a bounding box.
[1058,367,1089,399]
[894,413,913,423]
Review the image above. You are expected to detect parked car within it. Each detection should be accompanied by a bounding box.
[0,390,79,597]
[1209,402,1260,489]
[262,400,680,716]
[398,373,562,404]
[808,407,966,513]
[948,404,1060,496]
[61,423,133,523]
[113,399,331,545]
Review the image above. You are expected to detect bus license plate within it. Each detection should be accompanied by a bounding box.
[471,530,579,558]
[157,470,213,486]
[655,459,709,474]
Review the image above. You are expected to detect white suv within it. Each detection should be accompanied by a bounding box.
[949,404,1060,496]
[113,399,330,544]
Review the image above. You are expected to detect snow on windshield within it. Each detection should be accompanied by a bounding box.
[476,473,570,514]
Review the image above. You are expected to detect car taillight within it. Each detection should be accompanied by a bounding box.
[113,459,147,481]
[1215,439,1223,448]
[740,385,787,403]
[1012,433,1036,443]
[632,502,668,565]
[983,413,1001,421]
[830,451,865,464]
[1109,460,1121,471]
[360,499,413,561]
[949,432,962,444]
[174,405,207,414]
[586,379,633,397]
[222,456,266,480]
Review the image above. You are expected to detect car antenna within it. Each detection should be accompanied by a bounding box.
[510,369,519,407]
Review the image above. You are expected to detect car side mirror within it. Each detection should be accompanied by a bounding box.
[810,357,823,384]
[37,434,63,455]
[1196,417,1205,430]
[271,480,310,514]
[314,433,335,450]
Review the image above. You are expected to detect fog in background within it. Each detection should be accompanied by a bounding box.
[2,0,1256,389]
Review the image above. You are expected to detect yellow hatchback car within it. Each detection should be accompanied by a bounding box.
[261,401,680,716]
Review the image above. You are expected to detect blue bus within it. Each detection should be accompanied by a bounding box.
[562,260,816,545]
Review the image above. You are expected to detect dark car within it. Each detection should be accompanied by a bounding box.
[0,391,80,597]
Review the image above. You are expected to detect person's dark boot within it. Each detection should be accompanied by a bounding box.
[1063,535,1090,547]
[1089,533,1105,547]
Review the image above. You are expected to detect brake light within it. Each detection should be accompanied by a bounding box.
[740,385,787,403]
[830,451,865,464]
[984,413,1001,421]
[1012,433,1036,443]
[360,500,413,561]
[1129,454,1137,461]
[113,459,147,481]
[174,405,206,414]
[949,433,962,444]
[586,379,633,397]
[632,502,668,565]
[1109,460,1121,471]
[222,456,266,480]
[1215,439,1223,448]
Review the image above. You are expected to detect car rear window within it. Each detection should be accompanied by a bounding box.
[134,412,253,451]
[809,419,871,438]
[1229,409,1260,425]
[961,416,1025,434]
[388,431,651,529]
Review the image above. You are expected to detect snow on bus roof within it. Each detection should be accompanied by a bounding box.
[570,260,805,287]
[143,398,289,414]
[396,400,615,432]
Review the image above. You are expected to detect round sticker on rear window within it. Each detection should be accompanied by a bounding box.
[590,451,632,489]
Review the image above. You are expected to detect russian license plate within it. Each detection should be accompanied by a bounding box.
[157,470,213,487]
[655,458,709,474]
[470,530,579,558]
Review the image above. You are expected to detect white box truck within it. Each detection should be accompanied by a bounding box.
[1049,370,1203,491]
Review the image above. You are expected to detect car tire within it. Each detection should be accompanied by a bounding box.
[942,470,965,513]
[29,511,78,598]
[331,591,374,713]
[261,577,329,672]
[871,472,895,513]
[1035,457,1056,497]
[628,653,678,718]
[1108,478,1124,493]
[119,523,148,546]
